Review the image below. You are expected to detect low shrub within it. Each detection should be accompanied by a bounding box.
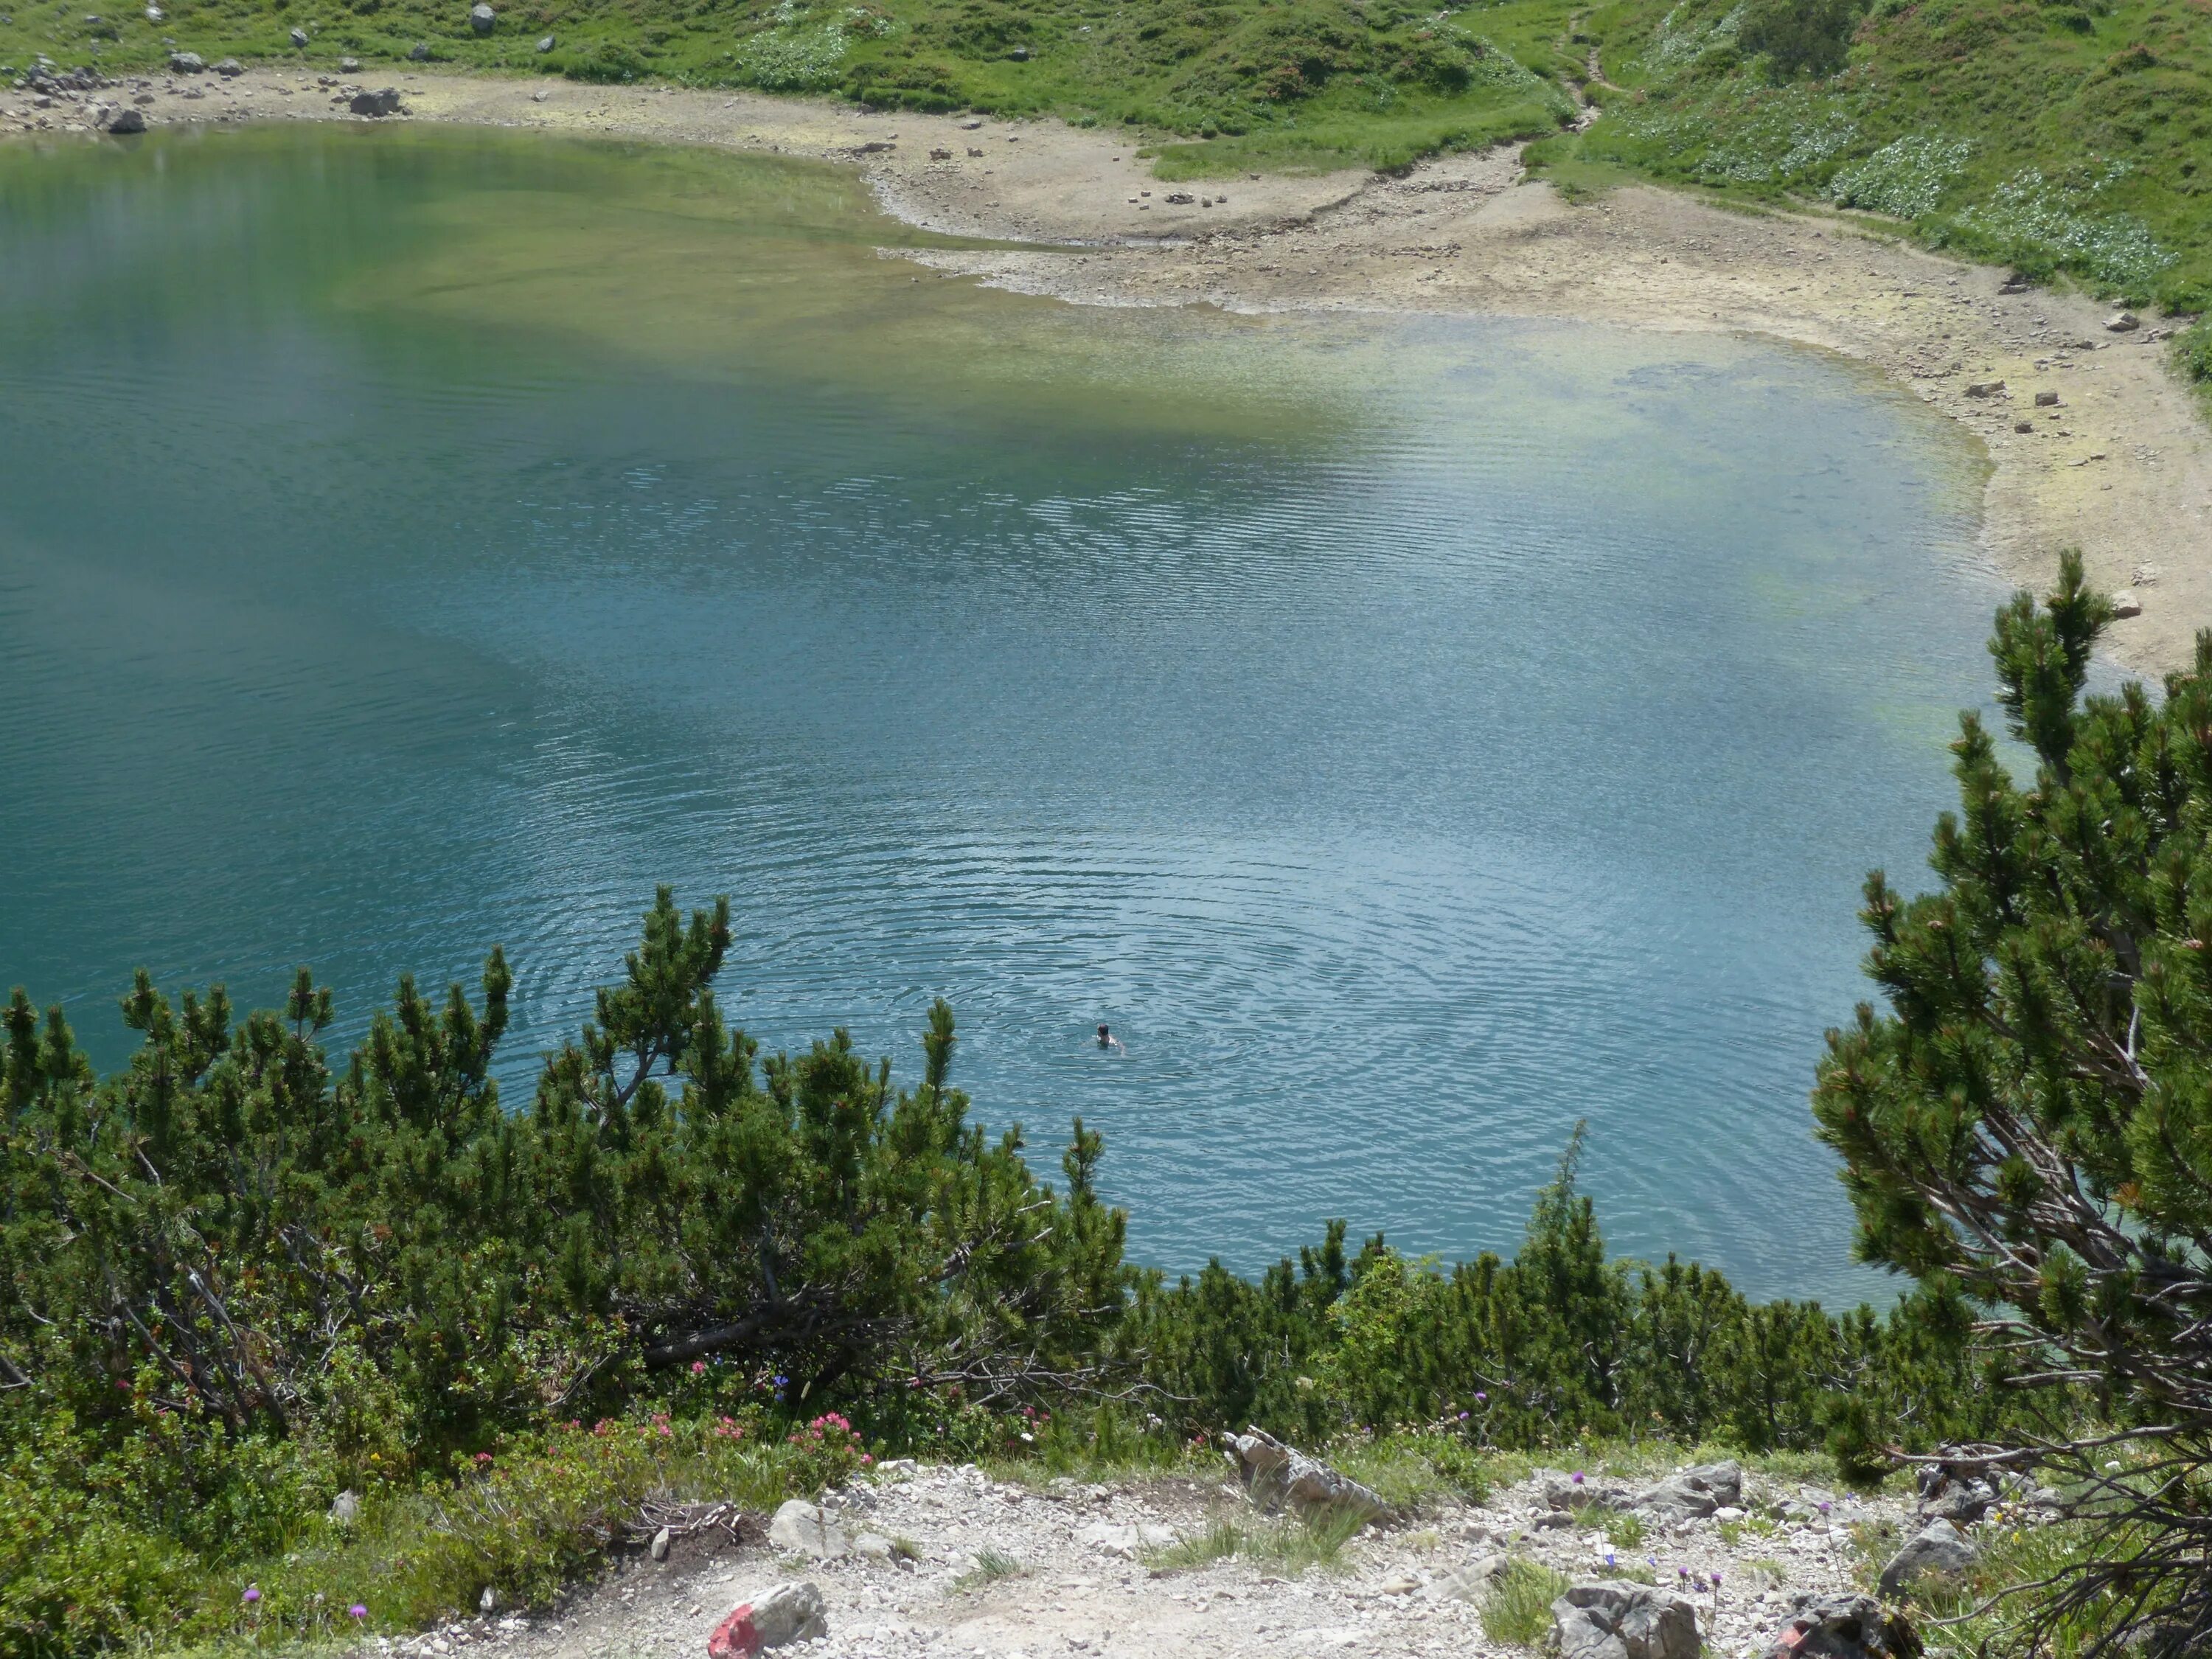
[0,1420,201,1659]
[563,41,650,81]
[1736,0,1868,78]
[2174,314,2212,396]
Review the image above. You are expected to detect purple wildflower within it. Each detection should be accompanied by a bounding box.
[243,1587,261,1605]
[349,1605,368,1621]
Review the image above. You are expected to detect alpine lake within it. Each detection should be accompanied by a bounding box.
[1,122,2028,1303]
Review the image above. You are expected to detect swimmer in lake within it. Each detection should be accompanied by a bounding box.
[1096,1023,1124,1053]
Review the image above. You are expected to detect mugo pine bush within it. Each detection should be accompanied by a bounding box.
[1817,551,2212,1655]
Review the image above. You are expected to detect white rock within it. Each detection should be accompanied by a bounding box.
[2112,591,2143,618]
[768,1498,852,1559]
[1077,1520,1175,1558]
[714,1580,827,1652]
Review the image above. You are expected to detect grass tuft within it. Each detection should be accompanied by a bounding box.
[1144,1503,1374,1576]
[1481,1558,1573,1648]
[956,1546,1026,1589]
[1144,1518,1247,1572]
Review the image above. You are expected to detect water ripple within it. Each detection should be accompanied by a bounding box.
[0,130,2017,1304]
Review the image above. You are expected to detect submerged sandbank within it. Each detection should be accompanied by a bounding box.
[7,66,2206,672]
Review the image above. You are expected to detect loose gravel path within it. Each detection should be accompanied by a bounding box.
[369,1458,1916,1659]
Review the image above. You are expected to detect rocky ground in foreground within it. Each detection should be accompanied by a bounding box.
[352,1445,2024,1659]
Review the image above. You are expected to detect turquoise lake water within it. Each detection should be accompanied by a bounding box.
[0,124,2016,1302]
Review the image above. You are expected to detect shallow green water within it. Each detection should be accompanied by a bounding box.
[1,125,2013,1301]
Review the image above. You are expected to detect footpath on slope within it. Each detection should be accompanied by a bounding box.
[7,65,2209,674]
[355,1456,1944,1659]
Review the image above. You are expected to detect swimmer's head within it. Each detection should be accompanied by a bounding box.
[1097,1023,1110,1042]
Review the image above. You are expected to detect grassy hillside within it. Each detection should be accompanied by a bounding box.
[4,0,2209,319]
[1558,0,2212,309]
[0,0,1589,173]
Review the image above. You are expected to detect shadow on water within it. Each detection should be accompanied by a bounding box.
[0,123,2023,1302]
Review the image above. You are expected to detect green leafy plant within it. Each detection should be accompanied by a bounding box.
[1815,549,2212,1655]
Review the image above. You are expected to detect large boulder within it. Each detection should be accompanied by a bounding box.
[1540,1469,1637,1512]
[469,3,495,32]
[1633,1461,1743,1522]
[167,49,204,71]
[349,87,402,115]
[1757,1593,1920,1659]
[1878,1520,1977,1598]
[104,105,146,132]
[767,1498,851,1559]
[1915,1465,1997,1527]
[1551,1582,1702,1659]
[1221,1426,1391,1522]
[706,1581,826,1658]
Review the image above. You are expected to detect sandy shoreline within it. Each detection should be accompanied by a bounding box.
[10,65,2210,674]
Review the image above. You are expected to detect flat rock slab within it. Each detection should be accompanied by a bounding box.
[1635,1461,1745,1521]
[768,1498,852,1559]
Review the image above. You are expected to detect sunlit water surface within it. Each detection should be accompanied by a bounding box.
[1,126,2016,1301]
